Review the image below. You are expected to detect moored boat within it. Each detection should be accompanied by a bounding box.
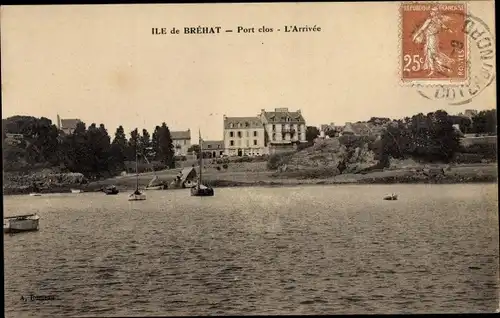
[383,193,398,201]
[191,130,214,197]
[70,189,83,194]
[4,214,40,234]
[29,193,42,197]
[128,140,146,201]
[103,185,119,195]
[128,190,147,201]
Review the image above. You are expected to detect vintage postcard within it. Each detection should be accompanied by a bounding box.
[2,1,498,316]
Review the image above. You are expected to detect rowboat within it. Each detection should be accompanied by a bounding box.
[383,193,398,201]
[103,185,119,195]
[4,214,40,233]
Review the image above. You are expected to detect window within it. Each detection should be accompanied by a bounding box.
[253,140,257,145]
[230,131,234,137]
[237,131,242,138]
[217,144,220,148]
[246,140,249,147]
[246,131,249,137]
[229,123,234,128]
[272,124,276,131]
[245,122,249,128]
[253,131,257,137]
[207,145,212,149]
[230,140,234,146]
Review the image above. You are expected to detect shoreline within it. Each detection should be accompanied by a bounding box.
[3,174,497,196]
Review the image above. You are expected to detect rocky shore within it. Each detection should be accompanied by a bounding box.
[3,165,496,196]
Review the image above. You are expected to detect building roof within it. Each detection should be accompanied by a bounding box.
[171,130,191,140]
[261,108,305,124]
[201,140,224,150]
[60,119,81,129]
[224,116,263,129]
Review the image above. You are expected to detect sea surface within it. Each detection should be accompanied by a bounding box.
[3,184,499,317]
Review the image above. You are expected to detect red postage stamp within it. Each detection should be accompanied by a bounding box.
[400,2,468,84]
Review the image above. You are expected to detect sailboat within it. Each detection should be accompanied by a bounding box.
[190,130,214,197]
[128,145,146,201]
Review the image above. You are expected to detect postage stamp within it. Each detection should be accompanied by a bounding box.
[415,9,496,105]
[400,2,469,85]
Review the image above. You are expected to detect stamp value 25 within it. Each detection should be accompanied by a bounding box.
[401,2,468,84]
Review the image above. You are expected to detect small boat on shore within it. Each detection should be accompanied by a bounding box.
[103,185,119,195]
[70,189,83,194]
[4,214,40,234]
[29,193,42,197]
[383,193,398,201]
[145,184,168,190]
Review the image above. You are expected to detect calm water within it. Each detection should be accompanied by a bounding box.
[4,184,499,316]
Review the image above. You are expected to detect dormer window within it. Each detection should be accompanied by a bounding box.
[229,123,234,128]
[245,122,250,127]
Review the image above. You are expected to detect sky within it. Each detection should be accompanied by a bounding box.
[1,2,496,141]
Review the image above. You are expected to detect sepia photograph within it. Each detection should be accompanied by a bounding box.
[1,1,498,316]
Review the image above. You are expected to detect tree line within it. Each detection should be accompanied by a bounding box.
[2,116,177,178]
[302,109,496,164]
[379,109,496,164]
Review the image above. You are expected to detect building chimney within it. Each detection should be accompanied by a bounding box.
[56,114,61,129]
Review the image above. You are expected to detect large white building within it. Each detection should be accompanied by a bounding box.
[223,116,267,156]
[171,129,191,156]
[259,108,307,154]
[222,107,307,156]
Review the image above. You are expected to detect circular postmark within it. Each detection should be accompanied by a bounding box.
[415,11,495,105]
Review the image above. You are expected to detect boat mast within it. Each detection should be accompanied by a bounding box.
[135,143,139,191]
[198,129,202,189]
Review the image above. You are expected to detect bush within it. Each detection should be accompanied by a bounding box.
[267,151,295,170]
[216,166,221,171]
[234,156,253,163]
[215,157,230,164]
[459,143,497,159]
[296,141,314,151]
[222,164,228,169]
[453,153,489,164]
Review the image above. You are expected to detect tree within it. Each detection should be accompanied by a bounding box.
[305,126,320,143]
[158,122,175,168]
[126,128,140,161]
[85,123,111,178]
[472,109,497,134]
[109,125,127,171]
[140,128,152,159]
[379,110,459,163]
[151,125,161,160]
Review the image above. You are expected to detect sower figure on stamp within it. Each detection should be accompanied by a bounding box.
[412,6,455,76]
